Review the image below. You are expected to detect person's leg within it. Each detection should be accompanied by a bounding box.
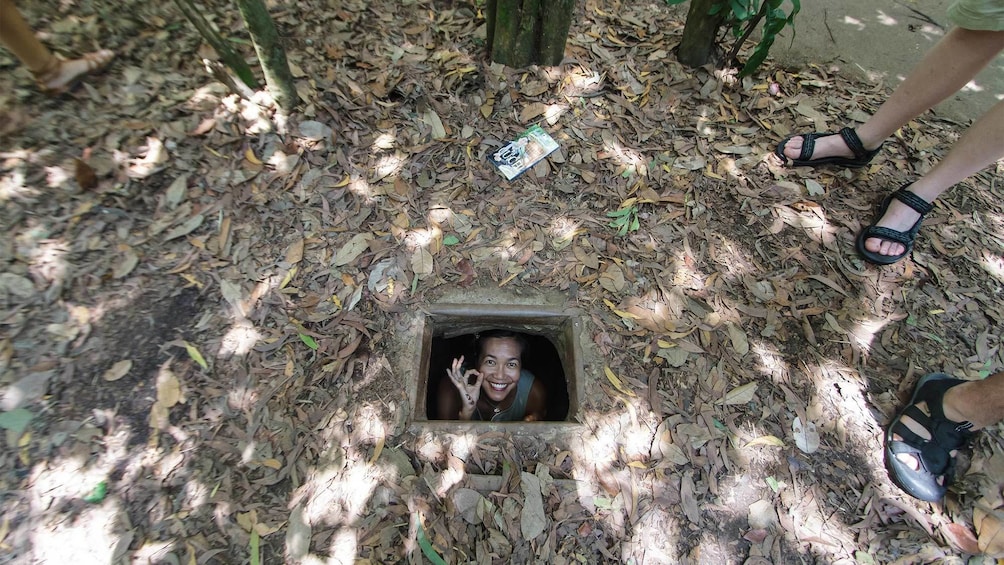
[863,96,1004,257]
[0,0,114,94]
[888,372,1004,500]
[780,27,1004,161]
[0,0,59,76]
[942,371,1004,430]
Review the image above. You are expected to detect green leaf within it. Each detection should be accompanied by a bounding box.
[0,408,33,434]
[730,0,750,20]
[416,520,447,565]
[84,481,108,504]
[606,207,633,218]
[443,234,460,246]
[250,527,260,565]
[765,476,780,493]
[299,333,319,350]
[183,341,209,370]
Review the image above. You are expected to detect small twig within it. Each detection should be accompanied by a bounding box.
[894,0,945,30]
[726,1,770,67]
[823,9,836,44]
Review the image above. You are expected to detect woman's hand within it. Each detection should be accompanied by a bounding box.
[447,356,482,419]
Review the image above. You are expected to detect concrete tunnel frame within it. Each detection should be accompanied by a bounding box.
[411,303,585,433]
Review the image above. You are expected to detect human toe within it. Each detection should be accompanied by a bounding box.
[41,49,115,94]
[782,136,805,159]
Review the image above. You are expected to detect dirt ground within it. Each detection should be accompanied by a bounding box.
[2,0,1004,563]
[772,0,1004,123]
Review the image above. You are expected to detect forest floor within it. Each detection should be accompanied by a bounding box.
[2,0,1004,563]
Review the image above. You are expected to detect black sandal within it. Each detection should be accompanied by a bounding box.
[774,127,880,168]
[885,373,974,502]
[855,184,933,265]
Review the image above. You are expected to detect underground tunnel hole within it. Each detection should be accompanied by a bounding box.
[414,304,582,426]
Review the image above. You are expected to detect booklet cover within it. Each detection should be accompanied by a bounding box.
[488,124,560,180]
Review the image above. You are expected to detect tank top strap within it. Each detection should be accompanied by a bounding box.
[494,369,535,421]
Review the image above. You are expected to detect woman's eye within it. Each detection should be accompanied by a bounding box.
[507,362,517,368]
[486,360,495,366]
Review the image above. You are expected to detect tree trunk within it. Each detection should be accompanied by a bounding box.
[174,0,259,90]
[676,0,725,68]
[235,0,298,111]
[486,0,575,68]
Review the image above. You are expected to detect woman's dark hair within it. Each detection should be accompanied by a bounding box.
[475,329,527,360]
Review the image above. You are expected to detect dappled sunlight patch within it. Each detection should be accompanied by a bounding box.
[548,216,584,249]
[31,498,132,563]
[710,234,759,281]
[218,319,262,358]
[372,151,407,182]
[307,464,382,527]
[426,205,455,227]
[130,540,177,563]
[875,11,897,26]
[981,251,1004,282]
[772,204,839,247]
[0,165,39,202]
[227,382,261,413]
[43,164,73,189]
[840,16,866,30]
[347,176,375,201]
[372,131,397,152]
[24,239,70,294]
[404,227,440,251]
[801,360,879,454]
[845,315,889,350]
[600,136,646,176]
[560,67,603,97]
[752,341,789,384]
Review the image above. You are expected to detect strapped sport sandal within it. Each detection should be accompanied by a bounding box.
[33,49,115,96]
[774,127,881,168]
[855,184,933,265]
[885,373,974,502]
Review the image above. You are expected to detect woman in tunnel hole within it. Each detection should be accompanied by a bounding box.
[437,329,547,421]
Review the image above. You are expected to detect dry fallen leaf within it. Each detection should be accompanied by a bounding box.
[102,360,132,382]
[155,362,181,407]
[112,246,139,279]
[74,158,97,190]
[520,472,547,540]
[604,366,636,397]
[333,233,373,267]
[792,417,820,454]
[976,503,1004,556]
[719,382,757,405]
[941,521,979,555]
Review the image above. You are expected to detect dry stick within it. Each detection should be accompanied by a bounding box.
[173,0,259,90]
[726,0,770,68]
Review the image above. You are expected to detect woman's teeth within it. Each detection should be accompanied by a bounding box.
[489,382,507,391]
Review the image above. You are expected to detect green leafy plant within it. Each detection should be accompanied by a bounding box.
[666,0,800,76]
[607,201,641,236]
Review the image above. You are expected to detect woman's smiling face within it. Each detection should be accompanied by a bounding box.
[477,337,522,402]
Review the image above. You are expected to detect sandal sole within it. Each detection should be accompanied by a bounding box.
[883,372,960,502]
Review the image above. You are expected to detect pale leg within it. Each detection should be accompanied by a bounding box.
[865,97,1004,256]
[781,27,1004,161]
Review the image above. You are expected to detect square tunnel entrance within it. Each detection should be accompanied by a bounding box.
[413,303,584,429]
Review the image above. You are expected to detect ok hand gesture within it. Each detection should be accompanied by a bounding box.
[446,356,482,419]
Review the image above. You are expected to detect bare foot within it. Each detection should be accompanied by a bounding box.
[780,133,856,162]
[35,49,115,95]
[863,198,923,258]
